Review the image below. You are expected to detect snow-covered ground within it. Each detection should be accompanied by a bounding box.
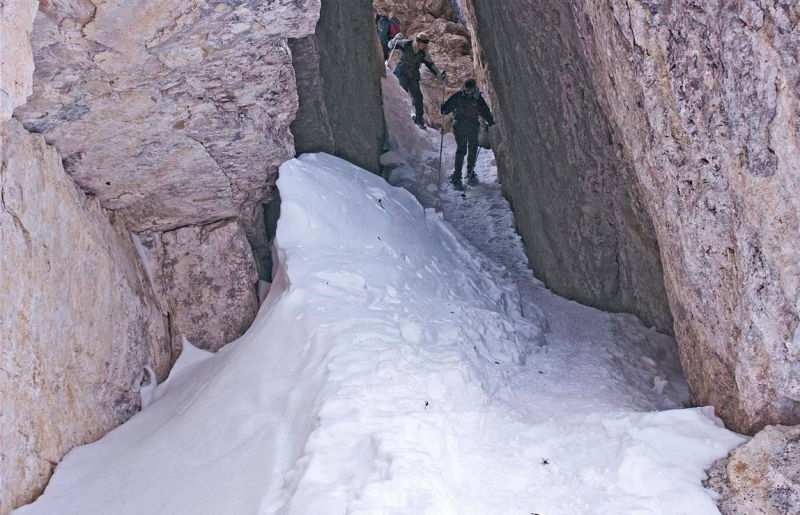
[16,72,747,515]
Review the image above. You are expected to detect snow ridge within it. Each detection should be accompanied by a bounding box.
[17,149,745,514]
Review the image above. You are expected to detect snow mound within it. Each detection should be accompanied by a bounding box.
[16,153,744,514]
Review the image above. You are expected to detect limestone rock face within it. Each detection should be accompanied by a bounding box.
[141,219,260,354]
[2,0,396,509]
[457,0,800,433]
[14,0,320,264]
[0,0,38,119]
[705,425,800,514]
[375,0,475,129]
[454,0,673,332]
[0,119,170,512]
[291,0,386,173]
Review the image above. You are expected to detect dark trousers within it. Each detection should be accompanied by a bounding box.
[453,122,479,175]
[395,73,424,121]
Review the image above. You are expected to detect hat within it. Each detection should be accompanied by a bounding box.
[464,78,477,88]
[415,32,431,44]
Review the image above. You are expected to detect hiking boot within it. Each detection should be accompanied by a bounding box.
[412,114,426,129]
[449,173,464,191]
[466,169,478,186]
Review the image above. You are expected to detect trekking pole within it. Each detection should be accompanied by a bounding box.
[436,78,447,211]
[387,32,402,68]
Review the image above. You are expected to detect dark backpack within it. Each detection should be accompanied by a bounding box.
[389,16,401,37]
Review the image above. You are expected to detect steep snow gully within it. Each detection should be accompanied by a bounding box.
[16,70,746,514]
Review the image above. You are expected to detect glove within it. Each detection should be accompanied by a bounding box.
[440,70,447,80]
[394,32,404,40]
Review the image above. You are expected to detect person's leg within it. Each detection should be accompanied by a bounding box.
[451,125,467,186]
[408,79,425,124]
[396,73,411,93]
[454,153,464,174]
[466,125,479,172]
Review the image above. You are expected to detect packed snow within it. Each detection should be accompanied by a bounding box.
[15,71,747,515]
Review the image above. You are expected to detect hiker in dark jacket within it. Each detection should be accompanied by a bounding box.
[389,31,445,128]
[441,78,495,188]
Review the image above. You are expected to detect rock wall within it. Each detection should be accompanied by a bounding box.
[705,424,800,514]
[290,0,386,173]
[0,0,37,119]
[13,0,320,277]
[2,0,397,508]
[458,0,800,433]
[10,0,323,356]
[455,0,673,332]
[0,119,170,513]
[139,219,260,354]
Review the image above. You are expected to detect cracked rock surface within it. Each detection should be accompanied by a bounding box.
[291,0,386,174]
[706,424,800,514]
[14,0,319,241]
[139,218,261,355]
[0,119,170,513]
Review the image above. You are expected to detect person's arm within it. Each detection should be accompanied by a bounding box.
[478,94,495,125]
[388,35,408,50]
[441,92,459,115]
[423,53,444,78]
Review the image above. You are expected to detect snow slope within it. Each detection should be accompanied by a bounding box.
[16,72,746,515]
[17,150,744,514]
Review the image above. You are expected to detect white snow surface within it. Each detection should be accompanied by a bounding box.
[15,73,747,515]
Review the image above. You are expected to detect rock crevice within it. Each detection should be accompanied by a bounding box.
[456,0,800,434]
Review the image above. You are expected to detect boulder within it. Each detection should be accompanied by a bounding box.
[706,425,800,514]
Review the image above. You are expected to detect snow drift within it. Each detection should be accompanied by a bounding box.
[16,153,745,514]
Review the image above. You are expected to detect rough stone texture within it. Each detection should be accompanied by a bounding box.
[458,0,800,433]
[705,425,800,514]
[0,0,38,120]
[2,0,395,509]
[14,0,321,275]
[290,0,386,173]
[139,219,260,354]
[0,119,170,513]
[455,0,673,332]
[290,36,337,159]
[374,0,475,129]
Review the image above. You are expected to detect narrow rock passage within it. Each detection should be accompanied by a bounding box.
[15,75,745,515]
[382,73,690,414]
[379,72,749,512]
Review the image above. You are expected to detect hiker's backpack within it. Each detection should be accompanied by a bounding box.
[389,16,401,37]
